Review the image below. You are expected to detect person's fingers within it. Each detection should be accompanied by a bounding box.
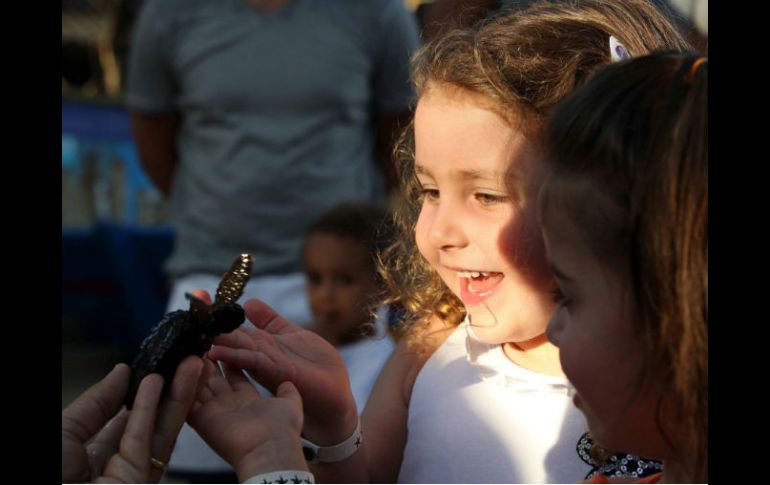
[189,399,203,416]
[196,357,215,398]
[102,373,164,482]
[196,383,215,404]
[149,356,204,481]
[207,345,292,389]
[275,381,304,431]
[241,351,296,394]
[190,288,212,305]
[212,327,259,350]
[221,361,257,393]
[188,360,219,425]
[241,325,283,343]
[207,344,261,367]
[205,361,234,396]
[92,453,142,484]
[87,411,129,479]
[243,299,293,333]
[192,358,221,408]
[275,381,303,410]
[62,363,131,443]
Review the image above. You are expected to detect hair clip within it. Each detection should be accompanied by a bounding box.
[609,35,630,62]
[687,57,707,82]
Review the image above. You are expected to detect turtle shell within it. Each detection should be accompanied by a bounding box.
[124,254,253,408]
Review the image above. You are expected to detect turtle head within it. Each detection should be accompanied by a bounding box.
[210,302,245,333]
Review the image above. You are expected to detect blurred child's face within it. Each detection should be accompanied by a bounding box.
[542,202,673,459]
[303,233,379,341]
[413,85,554,344]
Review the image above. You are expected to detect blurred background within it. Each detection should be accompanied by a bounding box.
[62,0,172,410]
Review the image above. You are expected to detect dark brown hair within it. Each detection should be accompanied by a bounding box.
[304,201,394,271]
[541,53,708,482]
[380,0,691,345]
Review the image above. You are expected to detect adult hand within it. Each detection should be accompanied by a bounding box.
[62,355,204,483]
[208,299,358,443]
[189,359,307,481]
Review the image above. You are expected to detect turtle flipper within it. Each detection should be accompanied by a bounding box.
[214,254,253,305]
[125,310,191,408]
[186,291,210,320]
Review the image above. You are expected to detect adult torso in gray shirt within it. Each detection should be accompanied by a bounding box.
[126,0,419,277]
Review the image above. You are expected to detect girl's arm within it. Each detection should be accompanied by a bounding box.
[310,315,454,483]
[308,339,417,483]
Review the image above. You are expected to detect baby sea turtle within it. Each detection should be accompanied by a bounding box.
[125,253,253,409]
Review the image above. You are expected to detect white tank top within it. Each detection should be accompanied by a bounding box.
[398,320,593,483]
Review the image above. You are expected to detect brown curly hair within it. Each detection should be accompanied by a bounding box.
[378,0,691,347]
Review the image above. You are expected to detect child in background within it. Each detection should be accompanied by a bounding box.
[540,53,708,483]
[302,202,397,410]
[198,1,690,483]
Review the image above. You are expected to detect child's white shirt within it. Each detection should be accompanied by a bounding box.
[398,318,592,483]
[338,306,396,411]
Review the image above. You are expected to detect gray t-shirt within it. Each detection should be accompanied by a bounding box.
[126,0,419,277]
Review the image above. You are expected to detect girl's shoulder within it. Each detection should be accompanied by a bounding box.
[390,313,458,401]
[410,313,459,358]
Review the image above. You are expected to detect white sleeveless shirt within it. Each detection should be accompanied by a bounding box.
[398,319,592,483]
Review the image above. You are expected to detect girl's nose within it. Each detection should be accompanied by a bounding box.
[316,280,335,301]
[427,201,468,251]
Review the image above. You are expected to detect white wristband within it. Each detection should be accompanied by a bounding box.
[242,470,315,483]
[300,417,362,464]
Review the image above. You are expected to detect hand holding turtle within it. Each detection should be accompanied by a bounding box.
[62,356,204,483]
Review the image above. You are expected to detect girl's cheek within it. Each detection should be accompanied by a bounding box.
[414,212,434,263]
[501,214,553,289]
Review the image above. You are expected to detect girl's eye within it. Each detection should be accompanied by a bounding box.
[475,193,507,206]
[420,188,439,201]
[335,275,355,286]
[307,272,321,286]
[551,286,572,306]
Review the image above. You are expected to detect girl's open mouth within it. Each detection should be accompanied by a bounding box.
[458,271,504,305]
